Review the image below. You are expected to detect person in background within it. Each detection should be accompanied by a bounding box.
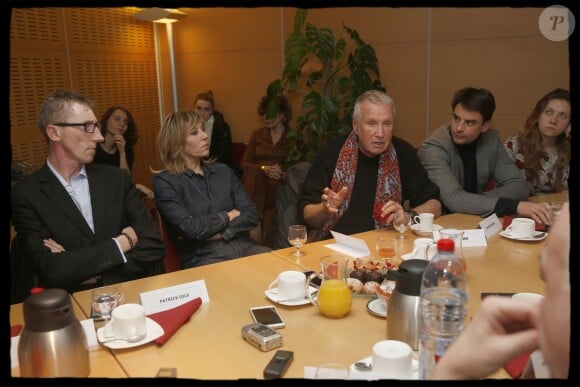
[418,87,553,225]
[240,95,292,242]
[298,90,441,242]
[94,106,154,199]
[432,201,570,379]
[193,90,240,176]
[504,88,570,196]
[152,110,271,269]
[11,90,165,299]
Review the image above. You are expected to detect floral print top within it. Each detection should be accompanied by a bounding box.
[504,135,569,195]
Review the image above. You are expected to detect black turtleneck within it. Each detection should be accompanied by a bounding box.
[454,136,519,216]
[455,140,478,194]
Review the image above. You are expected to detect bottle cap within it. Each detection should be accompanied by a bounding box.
[437,238,455,252]
[30,287,45,294]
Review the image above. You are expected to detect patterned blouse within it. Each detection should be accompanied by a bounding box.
[504,135,569,195]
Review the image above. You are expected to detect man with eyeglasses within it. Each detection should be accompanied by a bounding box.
[298,89,441,242]
[10,90,165,303]
[418,87,553,225]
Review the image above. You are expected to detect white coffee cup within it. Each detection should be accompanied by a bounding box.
[104,303,147,340]
[506,218,535,238]
[412,238,437,260]
[372,340,413,379]
[268,270,307,300]
[413,213,434,231]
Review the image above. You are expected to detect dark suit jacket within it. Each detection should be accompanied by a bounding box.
[11,163,165,301]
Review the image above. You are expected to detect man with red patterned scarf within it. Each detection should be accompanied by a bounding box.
[298,90,441,242]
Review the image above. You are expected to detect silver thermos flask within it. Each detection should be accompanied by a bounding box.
[18,288,90,377]
[386,259,428,350]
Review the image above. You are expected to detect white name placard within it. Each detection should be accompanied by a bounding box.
[140,279,210,315]
[325,231,371,258]
[479,213,503,238]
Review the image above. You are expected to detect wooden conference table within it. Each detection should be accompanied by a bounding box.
[11,192,566,379]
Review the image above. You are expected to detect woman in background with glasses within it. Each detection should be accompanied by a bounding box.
[504,89,570,195]
[93,106,154,199]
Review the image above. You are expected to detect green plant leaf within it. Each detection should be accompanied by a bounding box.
[268,10,385,166]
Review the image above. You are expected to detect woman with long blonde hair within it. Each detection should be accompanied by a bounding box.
[152,110,270,269]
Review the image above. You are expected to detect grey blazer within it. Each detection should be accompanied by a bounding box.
[418,123,528,216]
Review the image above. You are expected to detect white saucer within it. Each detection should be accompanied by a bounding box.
[411,224,442,237]
[350,356,419,379]
[265,286,318,306]
[499,230,547,242]
[97,317,164,349]
[366,298,387,318]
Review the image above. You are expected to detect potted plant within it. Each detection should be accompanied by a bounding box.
[262,9,386,249]
[266,8,386,165]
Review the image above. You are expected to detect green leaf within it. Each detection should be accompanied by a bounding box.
[266,9,385,166]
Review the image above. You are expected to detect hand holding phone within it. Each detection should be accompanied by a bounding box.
[249,306,285,328]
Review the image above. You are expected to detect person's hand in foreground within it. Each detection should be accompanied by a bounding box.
[432,296,540,379]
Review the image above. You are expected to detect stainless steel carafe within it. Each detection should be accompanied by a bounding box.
[18,288,90,377]
[386,259,428,350]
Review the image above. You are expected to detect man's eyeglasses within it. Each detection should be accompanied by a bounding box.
[53,122,101,133]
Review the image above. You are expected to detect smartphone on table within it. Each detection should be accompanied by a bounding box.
[249,306,285,329]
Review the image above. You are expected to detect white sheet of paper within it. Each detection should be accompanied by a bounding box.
[140,279,210,315]
[479,213,503,238]
[11,318,98,369]
[304,366,384,380]
[324,230,370,258]
[81,318,99,350]
[530,350,550,378]
[433,229,487,247]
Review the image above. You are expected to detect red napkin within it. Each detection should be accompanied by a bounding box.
[147,297,202,345]
[11,324,23,337]
[502,216,546,231]
[504,351,532,378]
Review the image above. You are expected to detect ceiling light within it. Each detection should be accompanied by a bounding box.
[133,7,187,24]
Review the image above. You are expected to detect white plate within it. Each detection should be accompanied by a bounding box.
[366,298,387,318]
[97,317,164,349]
[499,230,547,242]
[411,224,442,237]
[350,356,419,379]
[265,286,318,306]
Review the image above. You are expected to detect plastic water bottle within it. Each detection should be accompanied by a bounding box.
[418,238,468,380]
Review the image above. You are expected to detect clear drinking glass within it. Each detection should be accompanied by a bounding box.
[288,224,307,257]
[91,286,123,322]
[375,231,396,260]
[549,201,564,222]
[393,211,410,239]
